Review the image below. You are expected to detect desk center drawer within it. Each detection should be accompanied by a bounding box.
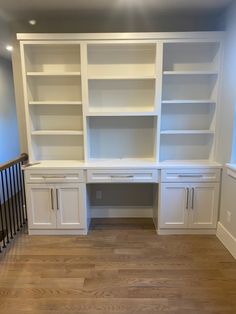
[87,169,159,183]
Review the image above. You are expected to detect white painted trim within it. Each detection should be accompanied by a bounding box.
[158,228,216,235]
[155,41,163,162]
[227,169,236,179]
[28,229,88,235]
[80,43,89,161]
[216,222,236,259]
[91,206,153,218]
[20,42,34,162]
[212,39,225,161]
[22,160,222,170]
[226,164,236,179]
[17,32,225,41]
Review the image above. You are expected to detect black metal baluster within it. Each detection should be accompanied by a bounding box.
[17,163,24,224]
[9,166,20,234]
[9,168,15,237]
[20,162,27,222]
[15,164,24,227]
[7,167,17,235]
[18,163,24,222]
[0,175,6,249]
[4,170,13,239]
[8,167,16,235]
[0,171,9,243]
[13,165,21,228]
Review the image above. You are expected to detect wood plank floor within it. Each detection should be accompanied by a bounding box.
[0,218,236,314]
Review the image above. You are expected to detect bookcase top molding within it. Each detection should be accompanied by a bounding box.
[17,32,225,41]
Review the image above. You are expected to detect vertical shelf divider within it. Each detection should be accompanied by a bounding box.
[156,41,164,163]
[80,43,89,162]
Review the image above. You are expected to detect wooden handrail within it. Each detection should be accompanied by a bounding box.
[0,153,28,172]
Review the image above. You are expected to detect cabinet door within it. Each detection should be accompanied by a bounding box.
[159,183,189,228]
[56,184,86,229]
[26,184,56,229]
[189,183,219,229]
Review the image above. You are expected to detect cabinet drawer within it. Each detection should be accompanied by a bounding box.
[87,169,159,183]
[25,170,85,184]
[161,168,221,183]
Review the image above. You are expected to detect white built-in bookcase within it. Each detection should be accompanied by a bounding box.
[84,42,161,162]
[19,35,223,164]
[21,43,84,161]
[160,41,221,162]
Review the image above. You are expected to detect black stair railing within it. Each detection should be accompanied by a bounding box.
[0,153,28,251]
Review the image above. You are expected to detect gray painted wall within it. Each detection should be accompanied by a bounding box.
[216,3,236,164]
[0,57,20,163]
[89,184,154,207]
[12,11,225,33]
[0,19,12,59]
[220,170,236,238]
[218,1,236,239]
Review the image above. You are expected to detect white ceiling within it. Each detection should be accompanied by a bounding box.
[0,0,232,21]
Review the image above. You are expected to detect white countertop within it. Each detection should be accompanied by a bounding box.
[23,159,222,170]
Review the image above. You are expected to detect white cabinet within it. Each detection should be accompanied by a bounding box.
[26,182,87,233]
[189,183,219,228]
[159,182,219,230]
[159,183,189,228]
[18,34,224,235]
[159,183,219,229]
[56,184,85,229]
[27,184,57,229]
[159,168,220,233]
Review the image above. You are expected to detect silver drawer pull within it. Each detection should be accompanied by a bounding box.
[56,189,59,210]
[178,175,203,178]
[51,188,54,210]
[186,188,189,209]
[191,188,195,209]
[42,175,67,179]
[111,175,134,178]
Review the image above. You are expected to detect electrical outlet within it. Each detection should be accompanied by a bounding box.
[96,190,102,200]
[226,211,232,223]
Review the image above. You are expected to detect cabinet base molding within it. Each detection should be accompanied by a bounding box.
[217,222,236,259]
[28,229,88,236]
[90,206,153,218]
[157,228,216,235]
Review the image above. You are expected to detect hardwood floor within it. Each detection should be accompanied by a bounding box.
[0,218,236,314]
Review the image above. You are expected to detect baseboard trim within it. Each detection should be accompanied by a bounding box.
[158,228,216,235]
[91,206,153,218]
[216,222,236,259]
[28,229,88,235]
